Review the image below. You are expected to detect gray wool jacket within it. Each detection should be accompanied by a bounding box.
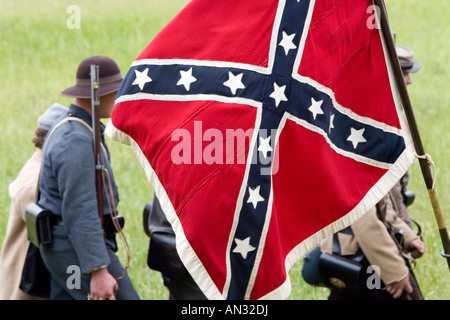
[38,104,119,274]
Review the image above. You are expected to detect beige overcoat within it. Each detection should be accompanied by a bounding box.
[0,149,44,300]
[320,193,418,285]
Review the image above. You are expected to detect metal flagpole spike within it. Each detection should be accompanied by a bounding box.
[374,0,450,271]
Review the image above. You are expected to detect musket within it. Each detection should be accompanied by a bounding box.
[89,65,130,278]
[373,0,450,271]
[90,64,105,235]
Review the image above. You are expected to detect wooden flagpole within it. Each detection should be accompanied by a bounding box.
[373,0,450,271]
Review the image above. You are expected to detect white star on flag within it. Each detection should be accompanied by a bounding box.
[233,237,256,259]
[269,82,287,107]
[132,68,152,90]
[308,97,324,120]
[258,136,273,159]
[223,72,245,95]
[347,127,367,149]
[278,31,297,55]
[247,185,265,209]
[177,68,197,91]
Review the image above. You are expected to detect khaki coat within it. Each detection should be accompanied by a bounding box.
[0,150,45,300]
[321,193,417,285]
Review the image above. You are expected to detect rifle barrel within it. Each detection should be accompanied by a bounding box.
[90,65,105,232]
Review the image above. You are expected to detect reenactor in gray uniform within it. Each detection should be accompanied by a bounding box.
[38,56,140,300]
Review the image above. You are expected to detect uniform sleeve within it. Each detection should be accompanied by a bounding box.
[351,207,409,285]
[52,127,110,274]
[386,193,418,249]
[391,218,417,249]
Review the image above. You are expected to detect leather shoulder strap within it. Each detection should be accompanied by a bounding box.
[47,117,107,157]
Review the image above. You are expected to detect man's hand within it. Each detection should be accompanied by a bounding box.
[90,267,118,300]
[386,274,412,299]
[408,238,425,259]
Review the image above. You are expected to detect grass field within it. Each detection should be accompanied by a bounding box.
[0,0,448,300]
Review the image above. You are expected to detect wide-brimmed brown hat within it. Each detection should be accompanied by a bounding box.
[60,56,123,99]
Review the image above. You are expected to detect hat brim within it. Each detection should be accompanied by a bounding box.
[402,61,421,74]
[59,80,122,99]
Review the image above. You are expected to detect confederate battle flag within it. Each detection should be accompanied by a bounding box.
[107,0,415,299]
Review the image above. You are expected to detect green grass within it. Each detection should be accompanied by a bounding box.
[0,0,448,300]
